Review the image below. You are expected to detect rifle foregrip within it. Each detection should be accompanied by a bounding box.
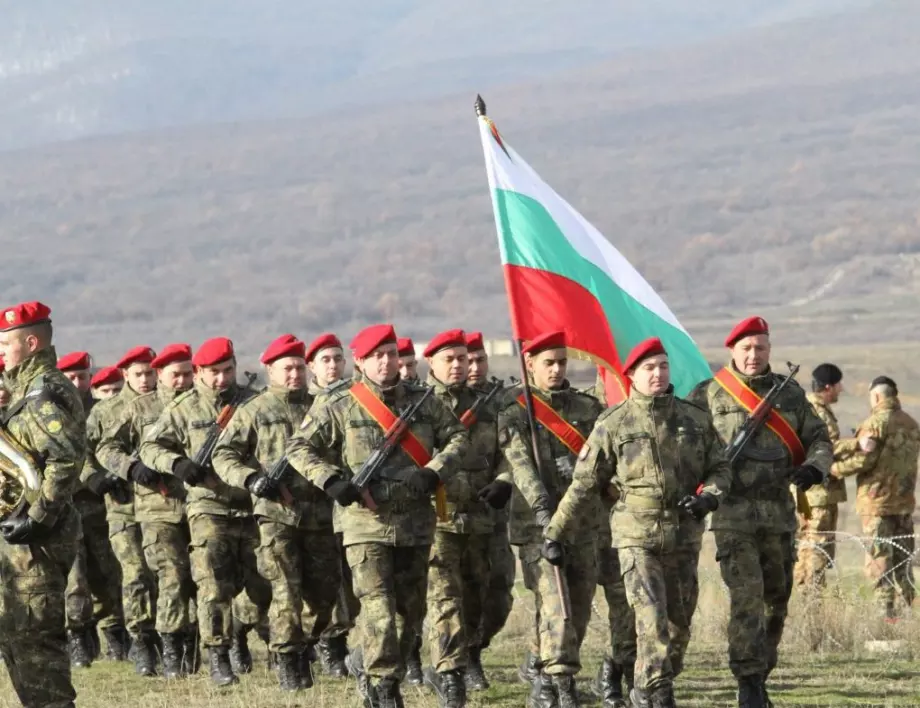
[435,484,448,522]
[361,487,378,511]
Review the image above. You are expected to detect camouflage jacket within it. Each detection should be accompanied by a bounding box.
[803,392,848,506]
[308,378,353,412]
[2,347,85,527]
[139,380,256,519]
[545,386,731,553]
[84,385,141,522]
[428,374,502,535]
[686,365,832,533]
[213,385,334,531]
[97,386,187,524]
[285,374,470,547]
[496,381,604,546]
[72,392,106,520]
[832,397,919,516]
[472,378,519,529]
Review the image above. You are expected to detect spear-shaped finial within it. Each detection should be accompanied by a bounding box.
[474,94,487,117]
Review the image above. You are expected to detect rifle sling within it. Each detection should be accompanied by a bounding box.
[349,383,432,467]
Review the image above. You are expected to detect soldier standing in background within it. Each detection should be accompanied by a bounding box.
[89,367,124,399]
[831,376,920,618]
[398,337,419,382]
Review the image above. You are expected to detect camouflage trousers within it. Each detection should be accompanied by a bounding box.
[345,542,430,681]
[518,540,596,676]
[321,533,360,641]
[477,523,515,650]
[0,506,81,708]
[189,514,271,647]
[793,504,839,590]
[257,521,341,654]
[861,514,916,614]
[109,520,157,637]
[141,520,196,634]
[619,546,699,691]
[426,530,492,672]
[597,544,637,667]
[65,512,125,631]
[714,529,795,678]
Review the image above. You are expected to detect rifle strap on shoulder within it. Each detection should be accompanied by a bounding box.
[349,383,432,467]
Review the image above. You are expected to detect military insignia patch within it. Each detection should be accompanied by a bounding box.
[40,402,55,417]
[4,311,15,324]
[47,419,62,434]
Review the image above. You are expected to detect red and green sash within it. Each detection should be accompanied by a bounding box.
[350,383,432,466]
[517,393,586,455]
[714,368,806,465]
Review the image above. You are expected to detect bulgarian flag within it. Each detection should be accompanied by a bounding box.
[476,101,711,404]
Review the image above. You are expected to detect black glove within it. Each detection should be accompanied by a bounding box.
[533,505,553,530]
[477,480,513,509]
[791,465,823,491]
[541,538,565,566]
[105,477,132,505]
[129,460,161,488]
[245,472,279,500]
[172,458,208,487]
[678,492,719,521]
[0,515,51,545]
[324,476,362,507]
[403,467,441,496]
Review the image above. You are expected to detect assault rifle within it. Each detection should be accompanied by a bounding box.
[194,372,258,489]
[459,376,504,427]
[262,456,296,507]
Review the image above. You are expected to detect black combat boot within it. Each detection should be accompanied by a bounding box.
[527,671,556,708]
[374,677,403,708]
[161,633,185,680]
[405,635,423,686]
[594,658,629,707]
[182,628,201,675]
[424,667,467,708]
[465,645,489,691]
[133,632,158,677]
[552,675,579,708]
[103,625,130,661]
[346,645,374,708]
[87,624,101,660]
[229,624,253,675]
[209,646,240,687]
[737,675,766,708]
[67,629,93,668]
[630,687,652,708]
[317,635,348,678]
[518,650,540,685]
[277,652,303,692]
[299,646,315,689]
[651,685,678,708]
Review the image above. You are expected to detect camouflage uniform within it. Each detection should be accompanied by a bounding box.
[285,374,469,688]
[496,382,603,677]
[687,366,831,682]
[547,386,731,694]
[832,396,919,614]
[0,347,85,708]
[139,381,271,651]
[793,393,849,589]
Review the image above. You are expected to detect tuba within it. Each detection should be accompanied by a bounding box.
[0,426,42,520]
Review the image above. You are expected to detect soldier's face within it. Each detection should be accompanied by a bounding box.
[731,335,770,376]
[467,351,489,384]
[629,355,670,396]
[198,358,237,391]
[0,330,37,369]
[309,348,345,387]
[361,344,399,385]
[825,381,843,403]
[158,361,194,392]
[268,356,307,390]
[528,348,567,390]
[399,355,418,381]
[125,362,156,394]
[64,369,92,393]
[428,346,469,386]
[93,382,123,399]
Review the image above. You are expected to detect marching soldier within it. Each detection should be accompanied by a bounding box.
[286,323,469,708]
[687,317,831,708]
[495,330,604,708]
[139,337,271,686]
[97,343,198,679]
[397,337,419,382]
[547,338,732,708]
[89,366,124,399]
[794,364,848,590]
[0,301,86,708]
[831,376,920,617]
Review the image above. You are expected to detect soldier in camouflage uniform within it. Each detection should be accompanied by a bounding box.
[89,366,124,399]
[494,331,603,708]
[0,356,8,409]
[286,324,469,708]
[831,376,920,617]
[0,301,86,708]
[687,317,831,708]
[397,337,420,382]
[140,337,271,686]
[88,345,160,676]
[97,343,198,679]
[58,353,130,667]
[794,364,848,590]
[213,334,341,691]
[549,338,732,708]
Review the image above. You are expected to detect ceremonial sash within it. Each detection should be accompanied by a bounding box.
[714,368,806,465]
[517,393,586,455]
[349,383,432,466]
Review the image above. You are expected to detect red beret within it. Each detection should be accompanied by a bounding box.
[522,330,567,356]
[725,316,770,347]
[350,325,397,360]
[465,331,485,353]
[0,301,51,332]
[57,351,91,372]
[423,329,467,358]
[305,333,342,363]
[396,337,415,357]
[91,366,123,388]
[151,343,192,369]
[116,345,156,369]
[193,337,235,367]
[622,337,667,373]
[260,334,306,365]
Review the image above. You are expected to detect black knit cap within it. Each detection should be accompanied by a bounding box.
[812,363,843,388]
[870,376,898,395]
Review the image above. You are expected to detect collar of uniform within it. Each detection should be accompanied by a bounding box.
[728,360,775,393]
[268,384,309,404]
[4,346,58,397]
[194,379,233,405]
[628,384,675,411]
[874,396,901,413]
[359,371,407,405]
[426,372,472,410]
[119,382,142,403]
[157,384,186,404]
[529,379,572,407]
[307,379,323,397]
